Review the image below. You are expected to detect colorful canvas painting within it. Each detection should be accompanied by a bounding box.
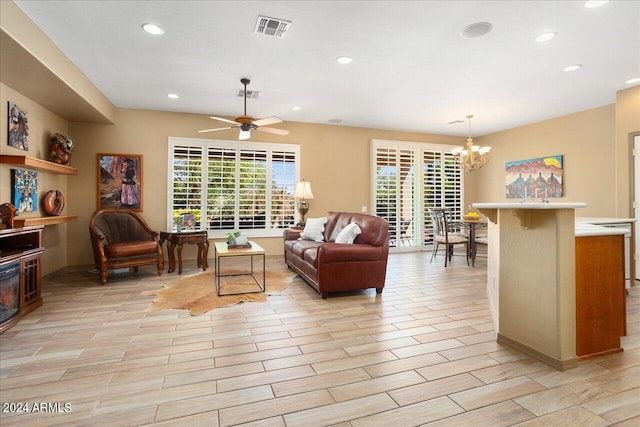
[505,155,563,199]
[8,102,29,151]
[97,153,143,211]
[12,169,38,214]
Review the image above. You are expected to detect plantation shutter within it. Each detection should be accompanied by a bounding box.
[372,139,464,250]
[423,149,463,243]
[271,150,297,229]
[168,137,299,236]
[238,149,268,229]
[374,146,399,245]
[171,145,203,228]
[207,147,237,230]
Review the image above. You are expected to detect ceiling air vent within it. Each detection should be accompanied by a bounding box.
[254,16,291,38]
[237,89,261,99]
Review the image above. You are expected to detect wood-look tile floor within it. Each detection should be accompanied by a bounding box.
[1,252,638,426]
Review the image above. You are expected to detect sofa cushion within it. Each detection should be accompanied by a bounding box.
[300,217,327,242]
[335,222,362,244]
[291,240,322,258]
[105,240,159,258]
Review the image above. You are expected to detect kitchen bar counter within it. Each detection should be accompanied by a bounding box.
[576,217,635,289]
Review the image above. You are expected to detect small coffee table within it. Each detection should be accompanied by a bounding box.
[214,241,265,296]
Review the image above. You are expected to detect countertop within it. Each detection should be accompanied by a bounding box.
[473,202,587,210]
[575,223,629,237]
[575,217,636,224]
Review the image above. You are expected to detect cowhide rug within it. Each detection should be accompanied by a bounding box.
[142,269,299,315]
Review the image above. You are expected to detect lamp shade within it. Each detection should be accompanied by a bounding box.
[294,181,314,200]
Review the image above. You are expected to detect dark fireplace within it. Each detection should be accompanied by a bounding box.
[0,261,20,323]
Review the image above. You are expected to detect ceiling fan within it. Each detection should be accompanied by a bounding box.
[198,78,289,140]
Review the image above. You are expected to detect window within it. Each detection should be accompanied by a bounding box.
[168,137,299,237]
[372,139,464,250]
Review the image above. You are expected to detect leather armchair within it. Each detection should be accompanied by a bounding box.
[89,209,163,285]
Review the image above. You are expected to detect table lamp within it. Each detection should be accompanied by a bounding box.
[294,180,314,225]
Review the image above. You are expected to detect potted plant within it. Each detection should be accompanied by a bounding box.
[226,231,249,248]
[173,215,184,232]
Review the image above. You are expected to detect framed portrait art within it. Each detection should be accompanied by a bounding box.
[97,153,143,211]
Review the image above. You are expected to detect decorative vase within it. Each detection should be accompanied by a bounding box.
[42,190,65,216]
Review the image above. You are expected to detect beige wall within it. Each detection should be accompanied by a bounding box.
[616,85,640,217]
[469,105,618,217]
[67,109,463,264]
[1,83,71,275]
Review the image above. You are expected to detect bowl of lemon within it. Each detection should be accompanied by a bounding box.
[463,212,481,221]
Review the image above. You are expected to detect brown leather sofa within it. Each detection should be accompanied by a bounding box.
[89,209,164,285]
[284,212,389,298]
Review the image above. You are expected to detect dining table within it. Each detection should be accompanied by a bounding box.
[461,218,488,267]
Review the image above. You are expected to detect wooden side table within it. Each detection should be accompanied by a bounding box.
[159,231,209,274]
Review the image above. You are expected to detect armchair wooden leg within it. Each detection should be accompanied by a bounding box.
[99,266,108,285]
[376,287,383,294]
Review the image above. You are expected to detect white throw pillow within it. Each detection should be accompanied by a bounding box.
[335,222,362,244]
[300,217,327,242]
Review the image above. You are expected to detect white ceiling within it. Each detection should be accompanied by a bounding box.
[14,0,640,137]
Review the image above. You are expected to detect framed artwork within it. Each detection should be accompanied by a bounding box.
[8,102,29,151]
[12,169,38,214]
[97,153,143,211]
[505,155,563,199]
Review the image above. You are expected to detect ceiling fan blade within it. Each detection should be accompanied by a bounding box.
[239,129,251,140]
[209,116,238,125]
[256,126,289,136]
[197,126,235,133]
[252,116,282,126]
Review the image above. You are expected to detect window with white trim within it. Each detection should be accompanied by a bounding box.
[168,137,299,237]
[372,139,464,249]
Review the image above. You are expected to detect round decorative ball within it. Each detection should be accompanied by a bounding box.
[43,190,65,216]
[49,133,73,165]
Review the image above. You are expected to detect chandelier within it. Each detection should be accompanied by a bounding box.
[450,115,491,172]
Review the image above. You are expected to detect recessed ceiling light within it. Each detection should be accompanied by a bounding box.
[625,77,640,84]
[536,32,557,42]
[336,56,353,64]
[460,22,493,39]
[167,93,179,99]
[292,106,302,111]
[563,64,582,72]
[585,1,609,8]
[328,119,343,124]
[142,23,164,35]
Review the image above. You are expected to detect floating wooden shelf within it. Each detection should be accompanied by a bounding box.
[13,215,78,227]
[0,155,78,175]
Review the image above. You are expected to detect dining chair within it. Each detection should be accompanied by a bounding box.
[429,208,469,267]
[399,218,412,246]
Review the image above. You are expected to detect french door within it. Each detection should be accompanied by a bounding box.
[372,139,464,251]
